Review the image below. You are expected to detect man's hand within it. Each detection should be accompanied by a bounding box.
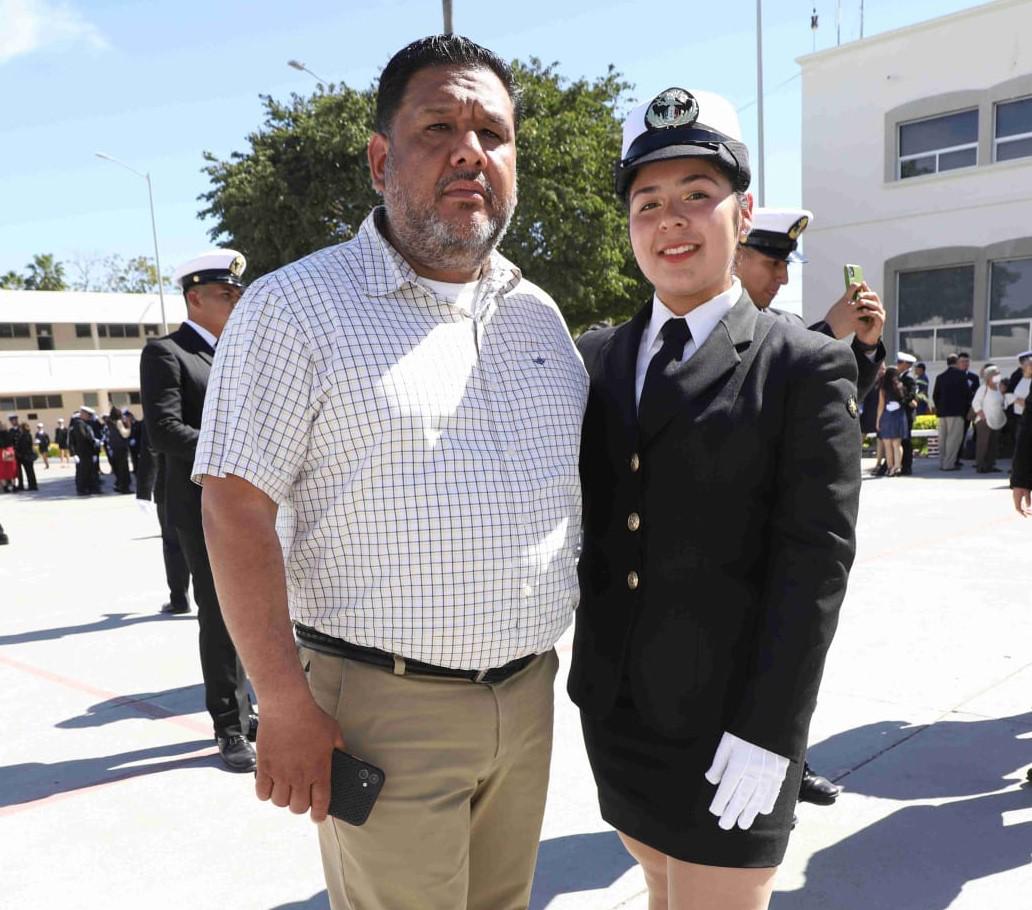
[823,282,885,346]
[255,693,348,822]
[1013,487,1032,518]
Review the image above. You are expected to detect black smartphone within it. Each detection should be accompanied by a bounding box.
[328,748,386,826]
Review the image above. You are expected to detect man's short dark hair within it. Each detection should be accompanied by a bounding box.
[947,353,959,366]
[958,351,970,359]
[915,362,926,370]
[375,35,522,135]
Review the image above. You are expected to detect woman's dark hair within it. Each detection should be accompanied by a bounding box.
[375,35,522,135]
[109,406,122,421]
[881,366,903,402]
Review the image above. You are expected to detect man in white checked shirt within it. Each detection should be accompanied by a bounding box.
[194,35,587,910]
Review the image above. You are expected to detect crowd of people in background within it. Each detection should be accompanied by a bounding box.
[1,407,144,495]
[859,349,1032,477]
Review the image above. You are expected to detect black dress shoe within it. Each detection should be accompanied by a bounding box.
[247,713,259,743]
[159,601,190,615]
[799,762,841,805]
[217,734,257,773]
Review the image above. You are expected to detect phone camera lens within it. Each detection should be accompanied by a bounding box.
[369,773,380,784]
[358,769,369,780]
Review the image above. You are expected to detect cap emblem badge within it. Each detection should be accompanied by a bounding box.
[229,255,245,277]
[788,215,809,240]
[645,88,699,132]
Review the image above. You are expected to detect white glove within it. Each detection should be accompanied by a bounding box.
[704,731,789,831]
[136,498,156,517]
[73,455,80,464]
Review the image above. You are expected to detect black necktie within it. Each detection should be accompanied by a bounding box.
[638,318,691,433]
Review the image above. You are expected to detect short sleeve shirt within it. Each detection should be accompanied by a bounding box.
[193,209,588,670]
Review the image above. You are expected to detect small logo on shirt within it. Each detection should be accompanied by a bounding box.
[532,356,546,365]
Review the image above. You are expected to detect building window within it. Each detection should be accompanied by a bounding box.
[0,323,31,338]
[15,396,31,409]
[82,392,98,408]
[144,324,159,336]
[96,323,144,339]
[125,324,140,338]
[48,395,63,409]
[30,395,50,409]
[0,398,13,412]
[75,323,92,338]
[897,265,975,361]
[129,391,141,405]
[995,96,1032,163]
[988,257,1032,358]
[37,336,55,351]
[898,109,978,179]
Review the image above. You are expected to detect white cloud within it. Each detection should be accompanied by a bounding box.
[0,0,108,64]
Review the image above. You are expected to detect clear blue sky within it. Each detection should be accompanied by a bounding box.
[0,0,989,306]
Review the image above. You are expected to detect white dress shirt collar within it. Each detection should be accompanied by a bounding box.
[641,279,741,357]
[184,319,218,352]
[635,279,741,407]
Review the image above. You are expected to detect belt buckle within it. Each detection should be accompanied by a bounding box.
[474,669,489,683]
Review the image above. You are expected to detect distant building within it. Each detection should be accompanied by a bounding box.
[798,0,1032,378]
[0,290,185,426]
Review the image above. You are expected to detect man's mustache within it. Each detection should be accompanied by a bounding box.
[435,170,495,207]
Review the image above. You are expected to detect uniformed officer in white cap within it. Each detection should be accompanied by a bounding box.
[140,248,257,771]
[737,206,887,402]
[574,86,860,910]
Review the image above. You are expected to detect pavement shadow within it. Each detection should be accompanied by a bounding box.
[0,739,217,808]
[269,894,330,910]
[530,830,637,909]
[55,683,206,729]
[0,610,191,647]
[808,710,1032,799]
[772,788,1032,910]
[774,711,1032,908]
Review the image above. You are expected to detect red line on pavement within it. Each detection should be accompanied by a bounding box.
[0,653,211,735]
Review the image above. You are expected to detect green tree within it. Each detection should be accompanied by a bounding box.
[0,271,26,289]
[23,253,68,291]
[102,254,172,293]
[199,84,380,279]
[199,61,648,332]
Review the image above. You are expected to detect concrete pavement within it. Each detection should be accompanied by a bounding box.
[1,453,1030,909]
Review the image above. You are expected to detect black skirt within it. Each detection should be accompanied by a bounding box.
[580,681,804,869]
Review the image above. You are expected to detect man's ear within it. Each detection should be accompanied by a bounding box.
[185,287,200,310]
[368,133,389,194]
[739,191,755,237]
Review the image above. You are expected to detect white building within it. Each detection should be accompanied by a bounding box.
[798,0,1032,381]
[0,290,185,428]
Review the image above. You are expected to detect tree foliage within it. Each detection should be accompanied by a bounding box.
[200,61,649,332]
[199,85,380,280]
[0,254,69,290]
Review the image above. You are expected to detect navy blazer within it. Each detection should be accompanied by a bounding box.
[139,324,214,534]
[569,292,861,761]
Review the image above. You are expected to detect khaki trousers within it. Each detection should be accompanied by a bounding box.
[938,416,965,469]
[301,645,559,910]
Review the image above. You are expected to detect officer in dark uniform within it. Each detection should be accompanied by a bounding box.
[572,86,861,905]
[140,249,256,772]
[737,207,886,402]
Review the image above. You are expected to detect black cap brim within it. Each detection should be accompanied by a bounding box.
[615,140,751,198]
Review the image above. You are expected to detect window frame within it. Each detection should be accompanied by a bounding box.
[897,109,979,180]
[994,95,1032,163]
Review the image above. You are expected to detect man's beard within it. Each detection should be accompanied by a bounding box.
[382,153,516,275]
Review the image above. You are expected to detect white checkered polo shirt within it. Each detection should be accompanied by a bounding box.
[193,210,588,670]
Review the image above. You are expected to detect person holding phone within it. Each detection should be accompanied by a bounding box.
[572,87,861,909]
[736,210,886,402]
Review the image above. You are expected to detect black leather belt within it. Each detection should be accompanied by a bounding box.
[295,624,536,684]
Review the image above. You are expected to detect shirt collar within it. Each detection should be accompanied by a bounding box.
[183,319,218,351]
[354,207,523,300]
[642,279,741,354]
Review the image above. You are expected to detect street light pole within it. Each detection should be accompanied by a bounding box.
[756,0,765,206]
[95,152,168,334]
[287,59,328,86]
[443,0,453,34]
